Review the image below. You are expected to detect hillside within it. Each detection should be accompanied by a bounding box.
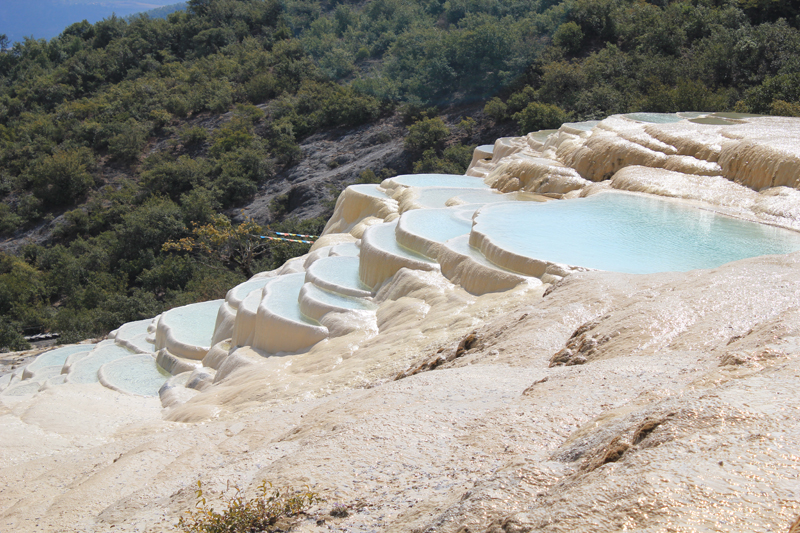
[1,0,800,351]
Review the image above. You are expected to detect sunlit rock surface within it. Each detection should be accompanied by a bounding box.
[2,113,800,532]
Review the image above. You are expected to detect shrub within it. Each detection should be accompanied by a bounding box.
[29,148,96,207]
[404,117,450,152]
[483,97,508,121]
[506,86,538,115]
[180,126,209,149]
[553,21,584,54]
[356,169,380,184]
[107,119,149,163]
[0,322,31,352]
[512,102,568,134]
[770,99,800,117]
[0,203,21,235]
[412,144,475,174]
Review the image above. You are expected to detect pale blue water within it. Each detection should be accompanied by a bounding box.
[389,174,489,189]
[713,112,762,119]
[477,144,494,153]
[26,344,95,373]
[454,191,545,205]
[2,381,42,396]
[239,288,264,314]
[28,366,63,380]
[563,120,600,131]
[349,184,389,198]
[303,284,376,311]
[263,273,321,325]
[366,222,437,264]
[115,319,151,341]
[161,300,221,348]
[231,278,271,303]
[625,113,683,124]
[100,355,169,397]
[689,117,736,126]
[68,345,136,384]
[399,207,473,247]
[330,242,360,257]
[410,187,490,209]
[473,193,800,274]
[445,235,509,271]
[307,256,371,293]
[528,130,558,142]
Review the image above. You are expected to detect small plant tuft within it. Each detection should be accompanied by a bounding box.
[177,480,321,533]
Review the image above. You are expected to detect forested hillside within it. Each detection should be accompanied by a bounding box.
[1,0,799,351]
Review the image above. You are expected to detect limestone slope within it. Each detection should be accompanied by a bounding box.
[2,113,800,532]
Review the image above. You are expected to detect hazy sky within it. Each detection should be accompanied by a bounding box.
[0,1,180,44]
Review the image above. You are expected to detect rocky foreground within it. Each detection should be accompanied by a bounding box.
[1,253,798,532]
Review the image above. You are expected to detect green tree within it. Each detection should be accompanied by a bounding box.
[29,148,96,207]
[553,21,583,54]
[163,214,266,278]
[404,117,450,152]
[512,102,568,134]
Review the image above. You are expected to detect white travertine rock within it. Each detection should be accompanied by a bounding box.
[322,183,398,235]
[610,166,757,208]
[154,300,222,360]
[437,235,532,295]
[308,232,357,253]
[202,339,232,370]
[486,153,588,194]
[211,301,237,346]
[155,348,200,375]
[491,136,528,162]
[251,274,329,354]
[358,221,439,289]
[466,144,493,171]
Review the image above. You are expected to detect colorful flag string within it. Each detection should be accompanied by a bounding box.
[254,235,316,244]
[274,232,320,239]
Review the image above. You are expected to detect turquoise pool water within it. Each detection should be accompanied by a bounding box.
[26,344,95,373]
[563,120,600,131]
[303,283,376,311]
[330,242,360,257]
[528,130,558,142]
[625,113,684,124]
[399,207,473,245]
[366,222,437,264]
[100,354,169,397]
[68,345,136,384]
[115,319,151,340]
[408,187,490,209]
[230,278,271,303]
[161,300,221,348]
[349,184,389,198]
[307,256,372,294]
[473,193,800,274]
[389,174,489,189]
[453,191,545,205]
[262,273,321,325]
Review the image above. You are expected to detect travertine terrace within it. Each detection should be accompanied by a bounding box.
[2,113,800,532]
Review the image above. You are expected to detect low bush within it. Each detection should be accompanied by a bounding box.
[177,480,321,533]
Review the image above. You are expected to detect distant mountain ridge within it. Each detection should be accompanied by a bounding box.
[0,1,183,43]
